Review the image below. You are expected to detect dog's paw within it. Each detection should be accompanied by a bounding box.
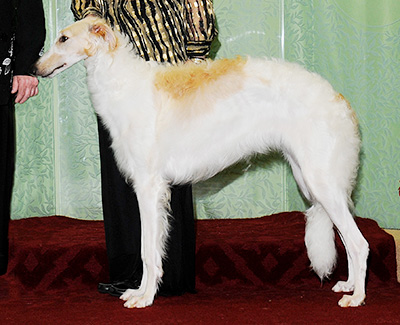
[338,294,366,307]
[123,294,154,308]
[120,288,143,301]
[332,280,354,293]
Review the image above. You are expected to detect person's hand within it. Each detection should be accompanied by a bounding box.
[11,75,40,104]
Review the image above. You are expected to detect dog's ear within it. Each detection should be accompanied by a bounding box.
[90,22,118,51]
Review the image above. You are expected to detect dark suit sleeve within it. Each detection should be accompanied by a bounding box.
[13,0,46,76]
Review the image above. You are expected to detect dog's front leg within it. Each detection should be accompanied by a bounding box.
[121,177,170,308]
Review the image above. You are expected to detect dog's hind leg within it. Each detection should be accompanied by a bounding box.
[121,177,171,308]
[290,152,368,307]
[309,188,369,307]
[326,200,368,307]
[332,231,355,293]
[285,155,312,203]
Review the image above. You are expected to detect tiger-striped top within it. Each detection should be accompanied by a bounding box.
[71,0,217,64]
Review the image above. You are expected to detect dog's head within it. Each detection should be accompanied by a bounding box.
[34,16,117,78]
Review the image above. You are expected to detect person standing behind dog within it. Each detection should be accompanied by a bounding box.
[0,0,46,275]
[71,0,217,297]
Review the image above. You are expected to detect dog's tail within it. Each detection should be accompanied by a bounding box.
[305,204,337,280]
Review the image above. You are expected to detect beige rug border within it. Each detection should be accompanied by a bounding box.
[384,229,400,283]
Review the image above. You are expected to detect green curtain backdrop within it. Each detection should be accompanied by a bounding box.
[12,0,101,220]
[11,0,400,229]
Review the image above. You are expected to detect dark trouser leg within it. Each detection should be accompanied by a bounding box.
[97,118,142,282]
[0,101,15,275]
[159,184,196,295]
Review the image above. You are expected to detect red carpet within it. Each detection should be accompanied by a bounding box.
[1,211,400,324]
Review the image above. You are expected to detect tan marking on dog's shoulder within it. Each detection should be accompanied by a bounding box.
[335,93,359,126]
[154,56,247,99]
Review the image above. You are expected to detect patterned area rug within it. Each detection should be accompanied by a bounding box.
[1,212,399,324]
[5,211,397,293]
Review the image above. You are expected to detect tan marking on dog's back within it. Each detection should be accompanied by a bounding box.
[155,56,247,100]
[336,93,359,126]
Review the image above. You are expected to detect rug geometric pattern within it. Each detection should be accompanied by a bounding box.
[7,211,397,295]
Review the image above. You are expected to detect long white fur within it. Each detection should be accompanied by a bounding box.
[34,17,369,308]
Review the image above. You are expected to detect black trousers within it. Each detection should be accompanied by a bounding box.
[0,100,15,275]
[97,118,196,295]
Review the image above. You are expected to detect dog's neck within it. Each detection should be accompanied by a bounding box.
[83,31,157,141]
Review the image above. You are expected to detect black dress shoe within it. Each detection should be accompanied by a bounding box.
[98,279,141,297]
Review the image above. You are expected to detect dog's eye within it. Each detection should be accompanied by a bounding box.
[59,35,69,43]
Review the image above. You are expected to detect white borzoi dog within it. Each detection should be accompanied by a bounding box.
[34,17,369,308]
